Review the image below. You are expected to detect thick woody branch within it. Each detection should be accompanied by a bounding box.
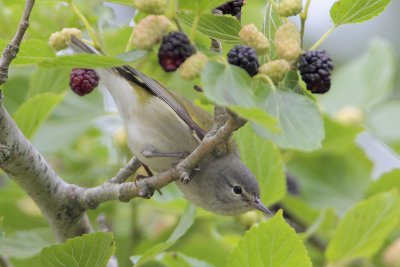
[0,256,13,267]
[75,112,245,209]
[0,0,35,85]
[0,0,94,242]
[0,93,92,241]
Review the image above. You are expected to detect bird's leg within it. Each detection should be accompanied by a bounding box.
[141,145,190,159]
[141,146,197,184]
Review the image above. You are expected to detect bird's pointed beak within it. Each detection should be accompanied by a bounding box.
[252,197,273,216]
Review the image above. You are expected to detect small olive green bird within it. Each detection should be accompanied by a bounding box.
[70,36,270,216]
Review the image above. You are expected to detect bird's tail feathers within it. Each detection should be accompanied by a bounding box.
[69,35,99,54]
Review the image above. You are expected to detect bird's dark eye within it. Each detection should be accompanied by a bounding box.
[233,185,242,194]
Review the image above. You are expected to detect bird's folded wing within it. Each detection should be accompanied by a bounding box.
[70,36,210,140]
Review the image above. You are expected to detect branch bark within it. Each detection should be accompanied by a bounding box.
[0,256,13,267]
[0,0,35,85]
[0,0,96,242]
[108,157,141,184]
[0,92,92,241]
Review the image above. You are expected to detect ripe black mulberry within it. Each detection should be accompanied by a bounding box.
[227,45,259,76]
[298,49,334,94]
[158,31,195,72]
[215,0,245,16]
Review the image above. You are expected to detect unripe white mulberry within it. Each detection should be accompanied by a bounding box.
[383,238,400,267]
[239,24,269,54]
[134,0,167,15]
[179,52,208,80]
[132,15,175,50]
[275,22,302,61]
[277,0,302,17]
[49,28,82,51]
[259,59,291,84]
[334,106,364,125]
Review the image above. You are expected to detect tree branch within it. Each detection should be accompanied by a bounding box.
[0,0,35,86]
[75,112,245,209]
[0,256,13,267]
[108,157,141,184]
[0,0,94,242]
[0,93,93,241]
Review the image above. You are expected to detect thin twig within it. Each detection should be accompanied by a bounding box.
[97,213,110,232]
[210,9,223,54]
[108,157,141,184]
[0,0,35,85]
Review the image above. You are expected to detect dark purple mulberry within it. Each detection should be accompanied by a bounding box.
[70,68,99,96]
[158,31,195,72]
[215,0,245,16]
[227,45,259,76]
[298,49,334,94]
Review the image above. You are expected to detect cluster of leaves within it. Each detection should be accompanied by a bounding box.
[1,0,400,267]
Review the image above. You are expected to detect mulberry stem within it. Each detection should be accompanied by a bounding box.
[309,26,336,50]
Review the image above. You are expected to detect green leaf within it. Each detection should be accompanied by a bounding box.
[27,67,69,98]
[226,211,312,267]
[11,39,130,68]
[40,232,115,267]
[201,61,255,107]
[320,38,396,114]
[230,106,280,133]
[132,204,196,266]
[322,116,363,153]
[255,88,324,151]
[13,39,55,65]
[13,93,65,139]
[157,252,215,267]
[280,195,321,228]
[235,125,285,206]
[0,218,4,249]
[366,169,400,197]
[300,208,338,241]
[330,0,392,25]
[367,99,400,144]
[31,92,104,153]
[39,54,128,68]
[288,150,372,215]
[1,228,54,259]
[326,191,400,263]
[262,4,284,59]
[178,13,241,44]
[201,61,280,133]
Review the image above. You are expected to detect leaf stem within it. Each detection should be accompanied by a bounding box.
[309,26,336,50]
[269,0,278,9]
[125,29,135,52]
[266,76,277,91]
[166,0,177,20]
[189,14,200,42]
[70,1,101,49]
[299,0,312,46]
